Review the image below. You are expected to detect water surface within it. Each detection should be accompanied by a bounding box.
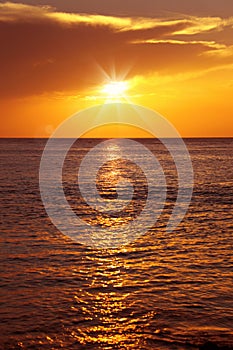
[0,138,232,349]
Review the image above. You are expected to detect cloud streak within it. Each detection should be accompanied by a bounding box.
[1,2,233,33]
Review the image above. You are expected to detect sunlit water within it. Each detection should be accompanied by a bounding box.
[0,138,232,349]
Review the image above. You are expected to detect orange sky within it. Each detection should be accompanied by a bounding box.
[0,1,233,137]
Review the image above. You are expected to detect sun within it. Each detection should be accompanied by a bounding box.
[101,81,129,99]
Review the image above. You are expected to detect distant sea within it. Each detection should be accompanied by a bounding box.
[0,138,232,349]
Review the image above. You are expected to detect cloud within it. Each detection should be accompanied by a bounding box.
[0,2,233,98]
[203,44,233,57]
[0,2,52,21]
[131,39,226,50]
[0,2,184,31]
[172,16,233,35]
[1,2,233,33]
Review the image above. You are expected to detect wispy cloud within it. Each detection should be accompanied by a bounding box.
[131,39,226,50]
[1,2,233,34]
[172,16,233,35]
[0,2,52,21]
[203,44,233,57]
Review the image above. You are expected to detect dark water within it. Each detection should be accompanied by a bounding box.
[0,138,232,349]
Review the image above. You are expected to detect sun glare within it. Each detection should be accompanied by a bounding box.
[101,81,129,98]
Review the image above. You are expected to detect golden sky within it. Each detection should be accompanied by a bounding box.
[0,1,233,137]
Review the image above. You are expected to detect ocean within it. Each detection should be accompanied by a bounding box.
[0,138,232,349]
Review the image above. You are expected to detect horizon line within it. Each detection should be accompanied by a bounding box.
[1,137,233,139]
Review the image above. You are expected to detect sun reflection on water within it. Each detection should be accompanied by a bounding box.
[69,253,159,348]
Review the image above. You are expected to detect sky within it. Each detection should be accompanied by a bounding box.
[0,0,233,137]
